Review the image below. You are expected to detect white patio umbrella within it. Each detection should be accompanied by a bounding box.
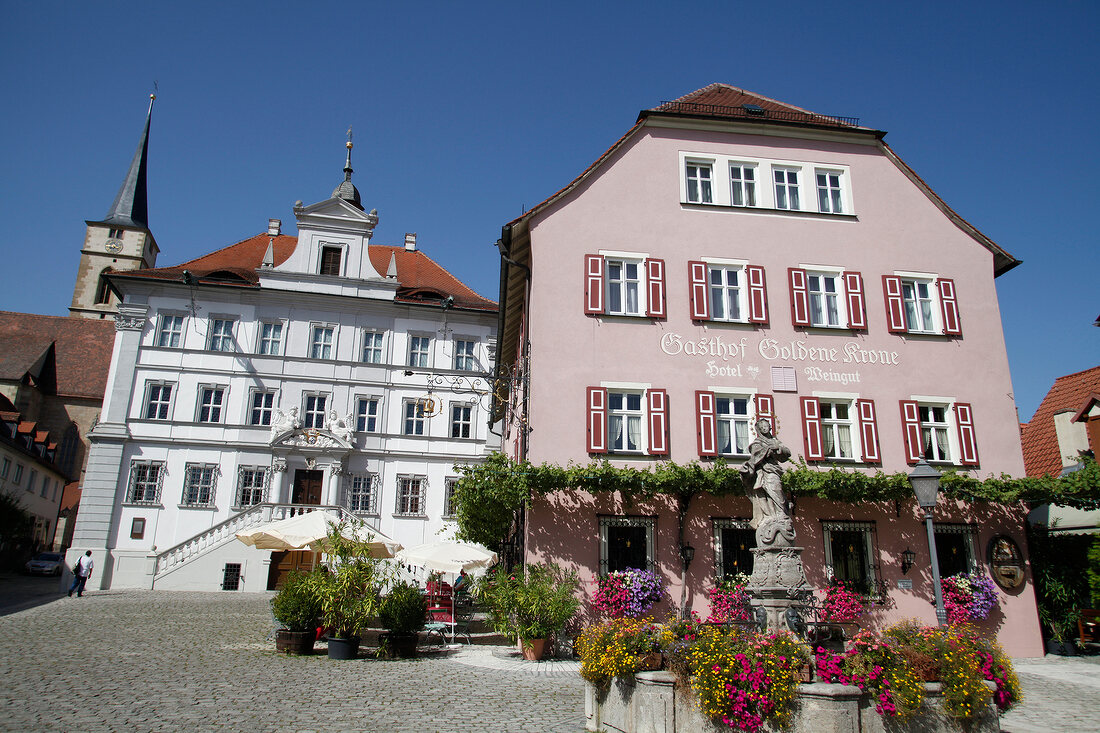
[236,511,402,558]
[396,540,497,574]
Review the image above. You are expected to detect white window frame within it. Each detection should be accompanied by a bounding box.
[607,390,646,453]
[815,168,845,214]
[803,268,848,328]
[919,403,953,463]
[403,400,427,436]
[347,473,379,514]
[684,159,714,204]
[822,520,878,592]
[208,318,236,352]
[604,257,645,316]
[249,389,277,426]
[356,396,381,433]
[310,324,336,360]
[704,259,749,323]
[819,398,858,461]
[899,275,939,333]
[318,243,345,276]
[395,475,427,516]
[257,321,284,356]
[715,393,754,457]
[235,466,268,508]
[729,162,758,207]
[407,334,432,368]
[713,517,756,580]
[302,393,328,429]
[773,166,801,210]
[453,338,477,371]
[181,463,219,508]
[126,460,165,505]
[598,515,656,575]
[197,385,227,424]
[450,402,473,439]
[443,477,458,518]
[143,382,175,421]
[156,313,185,348]
[361,330,386,364]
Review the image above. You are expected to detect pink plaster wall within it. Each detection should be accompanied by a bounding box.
[516,123,1041,656]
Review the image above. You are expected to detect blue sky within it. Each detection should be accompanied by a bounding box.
[0,1,1095,422]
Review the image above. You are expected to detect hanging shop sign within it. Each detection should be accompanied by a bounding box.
[986,534,1025,591]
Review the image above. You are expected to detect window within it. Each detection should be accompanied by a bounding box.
[143,383,174,420]
[40,475,51,498]
[801,396,880,463]
[311,325,335,359]
[258,322,283,355]
[130,517,145,540]
[789,269,866,330]
[587,387,669,455]
[689,261,768,323]
[609,392,643,453]
[599,516,656,574]
[584,254,666,319]
[94,272,112,305]
[361,331,385,363]
[182,463,218,507]
[12,464,23,485]
[685,161,713,203]
[198,387,226,423]
[403,400,426,435]
[126,461,164,504]
[920,405,951,462]
[396,476,426,515]
[303,395,327,429]
[453,339,476,371]
[347,474,378,514]
[26,469,37,493]
[443,478,458,518]
[816,170,844,214]
[408,335,431,367]
[235,466,267,507]
[823,520,877,594]
[773,168,800,210]
[109,227,124,239]
[729,163,757,207]
[157,314,184,347]
[0,457,9,479]
[713,518,756,580]
[451,403,472,438]
[356,397,380,433]
[934,524,978,578]
[900,399,978,466]
[208,319,235,351]
[716,396,752,456]
[883,274,961,336]
[319,245,342,276]
[250,391,276,426]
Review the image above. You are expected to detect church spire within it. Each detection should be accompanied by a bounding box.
[98,94,155,229]
[331,126,363,210]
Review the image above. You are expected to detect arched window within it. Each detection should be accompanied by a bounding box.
[94,270,112,305]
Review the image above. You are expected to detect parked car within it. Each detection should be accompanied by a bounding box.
[25,552,64,576]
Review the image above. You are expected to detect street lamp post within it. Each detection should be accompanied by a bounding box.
[909,460,947,626]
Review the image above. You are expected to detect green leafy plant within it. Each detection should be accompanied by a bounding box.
[379,581,427,634]
[270,570,322,632]
[1027,524,1092,641]
[302,519,389,639]
[478,562,581,640]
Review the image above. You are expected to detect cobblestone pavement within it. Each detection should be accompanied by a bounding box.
[0,584,584,733]
[999,654,1100,733]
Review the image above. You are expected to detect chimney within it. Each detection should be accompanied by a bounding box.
[268,219,281,236]
[404,232,417,252]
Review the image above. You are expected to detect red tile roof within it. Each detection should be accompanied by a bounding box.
[1020,365,1100,477]
[110,234,497,312]
[0,312,115,400]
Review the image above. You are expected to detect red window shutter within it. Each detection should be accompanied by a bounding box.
[788,268,810,327]
[937,278,962,336]
[954,402,979,466]
[584,255,605,315]
[747,265,769,324]
[882,276,907,333]
[899,400,922,464]
[647,388,669,455]
[586,387,608,454]
[755,393,774,423]
[800,396,824,461]
[695,390,717,457]
[856,398,881,463]
[645,258,667,319]
[688,261,710,320]
[843,271,867,331]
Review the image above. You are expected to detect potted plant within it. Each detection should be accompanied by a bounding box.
[271,570,322,654]
[591,567,665,619]
[941,572,1000,624]
[480,562,581,660]
[378,581,427,658]
[304,520,388,659]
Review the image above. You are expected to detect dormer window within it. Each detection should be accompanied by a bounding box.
[319,246,342,276]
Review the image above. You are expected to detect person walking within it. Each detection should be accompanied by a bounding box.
[68,551,93,597]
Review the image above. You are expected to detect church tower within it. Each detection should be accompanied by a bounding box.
[69,95,160,319]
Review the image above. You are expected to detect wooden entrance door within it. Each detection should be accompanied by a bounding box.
[292,469,323,506]
[266,550,319,591]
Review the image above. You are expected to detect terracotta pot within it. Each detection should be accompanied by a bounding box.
[520,637,547,661]
[637,652,663,671]
[275,629,316,655]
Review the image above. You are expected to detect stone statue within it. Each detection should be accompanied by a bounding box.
[739,418,792,539]
[270,407,301,440]
[328,410,355,443]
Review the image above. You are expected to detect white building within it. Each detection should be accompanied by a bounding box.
[68,141,498,591]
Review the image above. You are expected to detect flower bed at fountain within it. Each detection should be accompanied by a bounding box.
[580,616,1019,733]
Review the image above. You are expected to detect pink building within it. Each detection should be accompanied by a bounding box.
[494,84,1043,656]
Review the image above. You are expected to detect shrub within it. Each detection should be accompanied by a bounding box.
[271,570,322,632]
[479,562,581,640]
[379,581,427,634]
[591,568,665,618]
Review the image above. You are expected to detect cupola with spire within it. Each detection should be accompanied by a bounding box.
[331,126,363,210]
